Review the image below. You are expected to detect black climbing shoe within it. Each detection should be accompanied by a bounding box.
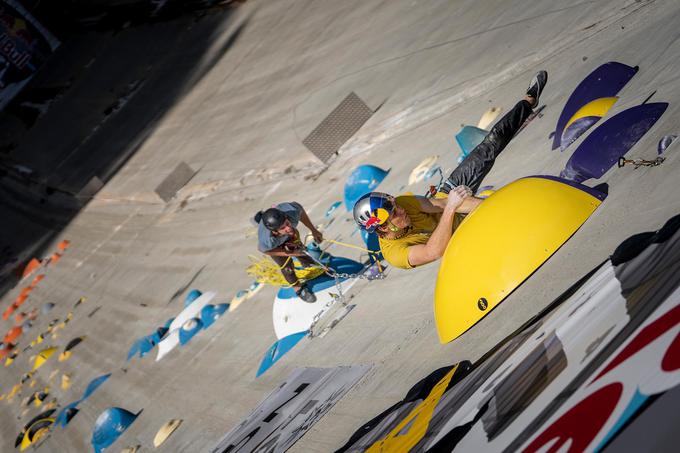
[296,285,317,303]
[526,70,548,106]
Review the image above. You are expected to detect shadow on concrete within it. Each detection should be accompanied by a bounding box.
[0,2,250,295]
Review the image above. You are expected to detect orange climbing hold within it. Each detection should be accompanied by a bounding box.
[3,326,23,345]
[0,343,14,359]
[21,258,42,279]
[29,274,45,288]
[14,294,28,307]
[3,303,18,320]
[49,253,62,265]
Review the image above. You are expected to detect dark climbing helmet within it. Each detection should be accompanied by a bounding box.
[353,192,395,233]
[255,208,287,231]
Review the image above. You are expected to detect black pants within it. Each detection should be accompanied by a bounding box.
[442,100,533,193]
[271,254,315,286]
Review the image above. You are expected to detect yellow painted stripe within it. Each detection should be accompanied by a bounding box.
[366,364,461,452]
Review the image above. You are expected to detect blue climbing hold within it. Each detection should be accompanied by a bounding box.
[126,341,142,361]
[200,304,229,328]
[153,326,169,342]
[344,165,390,211]
[360,230,383,262]
[178,318,203,345]
[305,242,331,265]
[248,281,261,292]
[55,374,111,429]
[91,407,139,453]
[455,126,488,163]
[184,290,202,308]
[424,165,441,180]
[82,373,112,401]
[256,331,308,377]
[55,401,80,428]
[325,201,342,217]
[127,327,169,361]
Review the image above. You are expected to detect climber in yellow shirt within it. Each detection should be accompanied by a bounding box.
[353,71,548,269]
[353,188,480,269]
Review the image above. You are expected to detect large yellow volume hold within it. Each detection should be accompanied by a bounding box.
[435,176,603,343]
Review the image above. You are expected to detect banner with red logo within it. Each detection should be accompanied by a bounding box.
[0,0,59,110]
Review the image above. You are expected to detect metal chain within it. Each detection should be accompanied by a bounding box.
[328,270,387,280]
[303,239,386,336]
[617,156,665,169]
[302,251,386,282]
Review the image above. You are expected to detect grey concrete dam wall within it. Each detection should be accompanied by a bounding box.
[1,0,680,451]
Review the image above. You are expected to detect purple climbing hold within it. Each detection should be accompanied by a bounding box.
[560,103,668,183]
[658,134,678,155]
[553,62,638,151]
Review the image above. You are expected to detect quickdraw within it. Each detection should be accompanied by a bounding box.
[426,167,445,198]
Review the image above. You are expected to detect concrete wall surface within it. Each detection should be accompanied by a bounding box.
[1,0,679,451]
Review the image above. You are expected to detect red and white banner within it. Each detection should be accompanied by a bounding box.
[0,0,59,110]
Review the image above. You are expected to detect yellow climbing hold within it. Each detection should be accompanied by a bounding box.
[153,419,183,447]
[477,106,503,129]
[33,347,58,370]
[408,155,439,186]
[61,374,72,390]
[564,96,618,130]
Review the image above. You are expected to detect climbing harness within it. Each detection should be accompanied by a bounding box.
[249,237,387,339]
[617,156,665,169]
[246,255,325,287]
[246,238,386,288]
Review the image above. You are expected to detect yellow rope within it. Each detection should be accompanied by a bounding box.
[324,238,380,255]
[247,238,385,287]
[246,255,325,287]
[323,239,384,273]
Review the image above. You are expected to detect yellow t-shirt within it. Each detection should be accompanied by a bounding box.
[379,195,461,269]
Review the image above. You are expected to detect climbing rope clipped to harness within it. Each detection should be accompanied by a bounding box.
[247,235,388,291]
[321,239,386,280]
